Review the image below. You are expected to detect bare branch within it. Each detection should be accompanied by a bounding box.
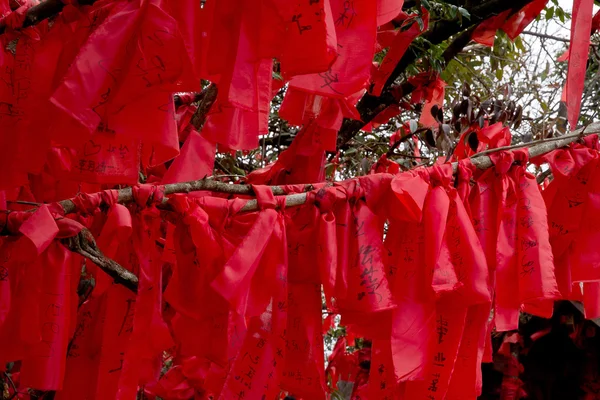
[336,0,535,149]
[521,30,571,43]
[0,0,97,34]
[3,371,18,400]
[536,168,553,184]
[62,228,138,293]
[50,122,600,215]
[190,83,218,130]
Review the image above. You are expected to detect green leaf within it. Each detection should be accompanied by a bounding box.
[495,68,503,80]
[458,7,470,20]
[540,60,550,81]
[449,6,458,20]
[556,7,565,23]
[272,71,283,81]
[415,16,424,31]
[545,6,554,20]
[514,36,526,52]
[409,119,418,133]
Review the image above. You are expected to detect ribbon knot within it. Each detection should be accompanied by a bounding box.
[70,190,118,215]
[428,163,453,187]
[457,159,476,182]
[251,185,277,210]
[100,189,119,208]
[389,171,429,222]
[0,211,25,235]
[132,185,165,208]
[338,180,365,207]
[310,187,337,213]
[491,149,529,174]
[211,187,285,317]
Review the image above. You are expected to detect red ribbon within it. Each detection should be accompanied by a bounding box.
[564,0,594,128]
[69,190,119,215]
[371,8,429,96]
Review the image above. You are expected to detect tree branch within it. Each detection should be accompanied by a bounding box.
[3,371,18,400]
[61,228,139,293]
[190,83,218,130]
[521,30,571,43]
[336,0,535,149]
[0,0,97,34]
[536,168,552,184]
[49,122,600,216]
[244,124,600,212]
[173,92,203,108]
[7,124,600,295]
[58,179,318,214]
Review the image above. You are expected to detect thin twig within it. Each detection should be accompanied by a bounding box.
[190,83,218,130]
[337,0,535,150]
[521,30,600,48]
[391,153,431,160]
[61,228,138,293]
[3,371,17,400]
[207,174,246,181]
[521,30,571,43]
[0,0,97,34]
[6,200,41,206]
[536,168,553,184]
[386,128,427,158]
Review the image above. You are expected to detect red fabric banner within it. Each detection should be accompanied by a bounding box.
[371,9,428,96]
[290,0,378,98]
[564,0,594,128]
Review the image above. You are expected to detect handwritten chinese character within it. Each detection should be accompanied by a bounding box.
[335,1,357,28]
[437,315,448,344]
[428,373,441,392]
[87,160,96,172]
[318,68,343,95]
[292,14,312,34]
[521,256,535,276]
[433,352,446,367]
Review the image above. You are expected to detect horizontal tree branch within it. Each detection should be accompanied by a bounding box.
[521,30,570,43]
[54,122,600,216]
[58,181,318,215]
[10,123,600,294]
[243,124,600,212]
